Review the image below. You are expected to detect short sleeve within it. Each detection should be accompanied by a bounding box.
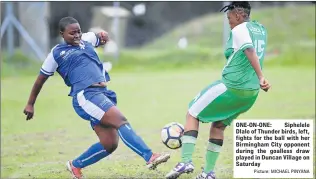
[102,62,112,82]
[82,32,100,47]
[232,23,254,51]
[40,51,58,76]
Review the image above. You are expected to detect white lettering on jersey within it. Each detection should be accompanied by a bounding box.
[40,32,99,77]
[79,41,85,49]
[60,51,66,56]
[61,49,76,60]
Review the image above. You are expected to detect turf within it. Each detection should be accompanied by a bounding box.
[1,4,315,179]
[1,67,315,178]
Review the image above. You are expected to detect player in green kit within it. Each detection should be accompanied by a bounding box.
[165,2,271,179]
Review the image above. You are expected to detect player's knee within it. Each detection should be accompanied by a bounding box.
[184,112,200,132]
[209,138,223,146]
[211,121,227,131]
[101,114,128,129]
[119,115,128,122]
[100,138,119,153]
[102,143,118,154]
[112,116,128,129]
[107,141,119,153]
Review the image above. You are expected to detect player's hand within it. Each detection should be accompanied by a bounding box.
[259,77,271,92]
[23,104,34,120]
[98,31,109,45]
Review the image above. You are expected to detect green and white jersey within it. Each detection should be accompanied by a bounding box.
[222,20,267,90]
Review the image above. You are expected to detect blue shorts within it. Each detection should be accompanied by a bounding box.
[72,87,117,129]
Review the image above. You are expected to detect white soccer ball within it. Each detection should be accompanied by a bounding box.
[161,122,185,149]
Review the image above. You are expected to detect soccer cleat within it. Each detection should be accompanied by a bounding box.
[165,162,194,179]
[146,153,171,170]
[66,161,84,179]
[195,171,216,179]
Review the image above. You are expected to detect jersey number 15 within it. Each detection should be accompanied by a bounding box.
[254,39,265,59]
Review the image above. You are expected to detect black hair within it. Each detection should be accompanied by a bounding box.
[220,1,251,16]
[58,16,79,32]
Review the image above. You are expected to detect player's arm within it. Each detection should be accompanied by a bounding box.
[244,48,263,80]
[24,74,49,120]
[24,52,58,120]
[232,25,270,91]
[81,31,109,47]
[244,48,270,92]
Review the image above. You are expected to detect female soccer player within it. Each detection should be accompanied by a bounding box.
[23,16,170,179]
[165,2,270,179]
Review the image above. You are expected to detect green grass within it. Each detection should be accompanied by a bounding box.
[143,5,315,50]
[1,50,44,78]
[1,67,315,178]
[1,4,315,178]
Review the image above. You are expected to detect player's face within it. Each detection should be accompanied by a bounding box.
[61,23,82,46]
[227,10,241,29]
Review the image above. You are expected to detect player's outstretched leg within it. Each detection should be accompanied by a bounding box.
[101,106,170,170]
[195,121,226,179]
[165,112,199,179]
[67,125,119,179]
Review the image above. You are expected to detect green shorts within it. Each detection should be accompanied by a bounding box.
[188,80,259,126]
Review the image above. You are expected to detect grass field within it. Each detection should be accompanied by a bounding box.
[1,67,315,179]
[1,3,315,179]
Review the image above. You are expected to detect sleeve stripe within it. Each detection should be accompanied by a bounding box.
[40,71,53,76]
[93,33,100,47]
[40,68,54,75]
[95,36,100,47]
[82,32,100,47]
[240,43,253,50]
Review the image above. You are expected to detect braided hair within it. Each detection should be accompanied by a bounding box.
[220,1,251,20]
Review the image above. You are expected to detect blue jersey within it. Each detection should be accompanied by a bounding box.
[40,32,110,96]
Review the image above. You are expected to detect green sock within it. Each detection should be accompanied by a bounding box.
[204,142,222,173]
[181,135,197,163]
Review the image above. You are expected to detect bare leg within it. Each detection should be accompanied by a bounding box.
[94,125,119,154]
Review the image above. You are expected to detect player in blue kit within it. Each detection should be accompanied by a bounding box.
[23,17,170,179]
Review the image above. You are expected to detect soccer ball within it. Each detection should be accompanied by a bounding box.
[161,122,185,149]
